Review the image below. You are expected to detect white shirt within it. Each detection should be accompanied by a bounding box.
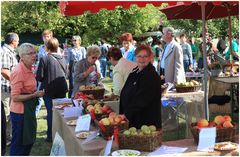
[113,58,137,96]
[160,40,175,69]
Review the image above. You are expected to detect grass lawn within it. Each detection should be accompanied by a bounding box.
[5,77,238,155]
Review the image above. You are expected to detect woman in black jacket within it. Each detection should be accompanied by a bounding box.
[36,37,68,142]
[120,44,162,129]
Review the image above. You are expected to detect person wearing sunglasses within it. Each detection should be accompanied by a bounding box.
[119,44,162,129]
[72,45,101,97]
[67,35,87,98]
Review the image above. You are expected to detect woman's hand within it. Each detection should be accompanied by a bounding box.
[34,90,45,98]
[96,72,101,79]
[84,66,95,77]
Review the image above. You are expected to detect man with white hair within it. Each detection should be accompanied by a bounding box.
[160,27,185,84]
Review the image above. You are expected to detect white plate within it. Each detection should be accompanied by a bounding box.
[214,142,238,151]
[111,149,141,156]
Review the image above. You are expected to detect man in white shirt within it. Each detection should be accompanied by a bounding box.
[104,47,137,100]
[160,27,185,84]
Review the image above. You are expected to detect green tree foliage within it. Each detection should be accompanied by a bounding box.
[1,1,239,45]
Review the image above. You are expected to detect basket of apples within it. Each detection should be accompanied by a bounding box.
[79,85,105,99]
[96,112,129,140]
[190,115,237,144]
[118,125,162,151]
[84,103,113,121]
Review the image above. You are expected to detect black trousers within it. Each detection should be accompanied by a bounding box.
[1,101,6,155]
[160,68,165,85]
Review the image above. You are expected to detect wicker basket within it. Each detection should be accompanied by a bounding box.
[83,103,112,121]
[176,85,201,93]
[95,119,129,140]
[190,122,237,144]
[118,130,162,151]
[80,88,105,99]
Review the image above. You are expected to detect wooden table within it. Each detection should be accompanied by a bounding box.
[163,90,205,138]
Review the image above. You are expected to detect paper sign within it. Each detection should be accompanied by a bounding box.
[82,130,99,144]
[197,127,216,151]
[64,107,82,118]
[50,132,66,156]
[75,114,91,133]
[104,136,113,156]
[148,145,187,156]
[73,99,79,107]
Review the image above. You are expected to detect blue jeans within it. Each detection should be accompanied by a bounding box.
[43,96,53,140]
[183,60,190,72]
[198,57,203,69]
[99,57,107,78]
[10,112,33,155]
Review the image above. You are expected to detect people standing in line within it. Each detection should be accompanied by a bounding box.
[119,44,162,129]
[1,32,19,146]
[189,37,198,71]
[104,47,137,101]
[72,45,101,97]
[120,32,136,62]
[10,43,45,155]
[36,38,68,142]
[160,27,186,84]
[180,33,193,72]
[99,40,109,78]
[35,29,53,115]
[67,35,87,98]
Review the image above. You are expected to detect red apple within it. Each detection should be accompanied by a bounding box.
[197,119,209,128]
[214,115,225,126]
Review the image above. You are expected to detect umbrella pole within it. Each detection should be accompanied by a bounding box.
[228,10,233,69]
[201,2,209,120]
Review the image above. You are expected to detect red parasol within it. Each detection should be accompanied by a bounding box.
[161,1,239,120]
[59,1,186,16]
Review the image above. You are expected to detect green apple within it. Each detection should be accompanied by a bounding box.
[149,125,156,132]
[123,130,130,136]
[129,127,137,133]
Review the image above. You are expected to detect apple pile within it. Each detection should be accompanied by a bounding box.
[196,115,234,129]
[74,92,94,100]
[123,125,158,136]
[99,112,127,126]
[85,103,112,115]
[79,85,104,91]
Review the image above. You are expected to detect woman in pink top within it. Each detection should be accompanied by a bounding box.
[10,43,44,155]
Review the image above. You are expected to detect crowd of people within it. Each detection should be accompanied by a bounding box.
[1,26,239,155]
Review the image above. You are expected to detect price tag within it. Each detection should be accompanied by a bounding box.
[104,136,113,156]
[197,127,216,151]
[82,130,99,144]
[73,99,79,107]
[75,114,91,133]
[50,132,66,156]
[64,107,82,118]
